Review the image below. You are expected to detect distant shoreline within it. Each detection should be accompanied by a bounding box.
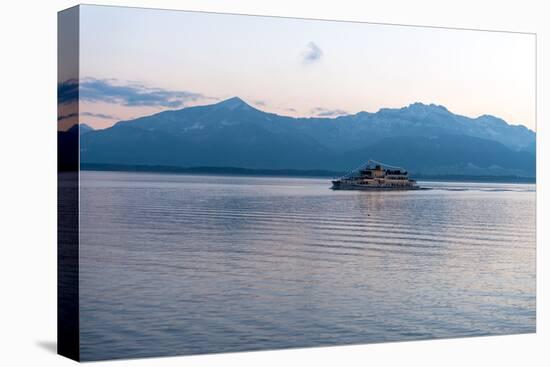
[80,163,536,184]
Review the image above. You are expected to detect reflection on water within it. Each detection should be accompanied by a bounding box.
[79,171,536,361]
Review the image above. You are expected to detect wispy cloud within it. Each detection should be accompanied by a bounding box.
[81,111,118,120]
[302,42,323,64]
[58,111,119,122]
[311,107,349,117]
[80,78,209,107]
[58,78,214,108]
[58,79,79,104]
[57,112,78,122]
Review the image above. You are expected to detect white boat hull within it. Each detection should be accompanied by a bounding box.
[331,181,421,191]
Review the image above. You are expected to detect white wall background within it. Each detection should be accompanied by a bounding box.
[0,1,547,366]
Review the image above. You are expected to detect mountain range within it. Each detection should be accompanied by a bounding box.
[74,97,535,177]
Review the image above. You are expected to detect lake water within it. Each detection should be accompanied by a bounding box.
[79,171,536,361]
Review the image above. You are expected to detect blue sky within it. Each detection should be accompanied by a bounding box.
[73,5,536,130]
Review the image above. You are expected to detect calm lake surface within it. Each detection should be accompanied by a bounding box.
[79,171,536,360]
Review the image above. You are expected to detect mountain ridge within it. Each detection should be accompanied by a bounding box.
[79,97,536,177]
[108,98,533,133]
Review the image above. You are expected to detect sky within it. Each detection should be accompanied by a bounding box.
[61,5,536,131]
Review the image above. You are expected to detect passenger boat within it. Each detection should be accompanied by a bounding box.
[331,159,420,190]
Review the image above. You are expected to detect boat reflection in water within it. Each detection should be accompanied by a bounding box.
[332,159,421,190]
